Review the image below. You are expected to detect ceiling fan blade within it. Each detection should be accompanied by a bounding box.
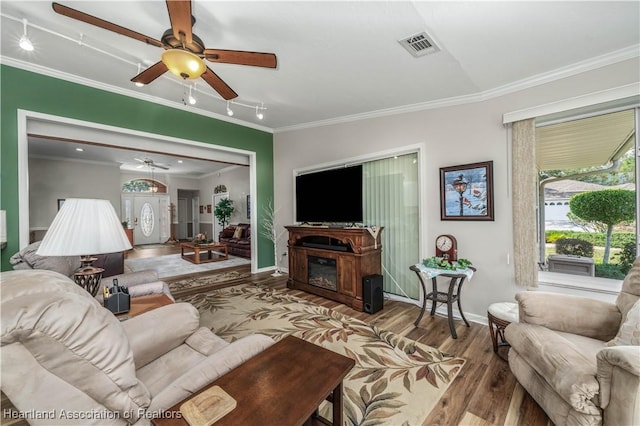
[201,67,238,100]
[166,0,193,45]
[154,163,170,170]
[204,49,277,68]
[131,62,169,85]
[52,2,163,48]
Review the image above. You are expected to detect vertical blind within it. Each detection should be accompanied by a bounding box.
[363,153,420,299]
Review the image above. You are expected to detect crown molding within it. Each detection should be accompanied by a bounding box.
[3,42,637,135]
[0,56,274,134]
[275,44,640,133]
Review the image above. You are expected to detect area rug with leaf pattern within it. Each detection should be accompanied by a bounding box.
[167,268,252,298]
[177,284,466,426]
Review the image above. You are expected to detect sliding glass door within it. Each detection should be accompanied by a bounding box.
[363,153,420,299]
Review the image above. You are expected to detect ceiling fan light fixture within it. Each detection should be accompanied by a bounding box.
[19,19,34,51]
[256,105,264,120]
[161,49,205,80]
[227,101,234,116]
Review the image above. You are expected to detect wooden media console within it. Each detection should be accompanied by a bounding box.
[286,226,382,311]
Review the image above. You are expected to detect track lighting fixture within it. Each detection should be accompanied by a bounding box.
[188,85,197,105]
[19,19,34,51]
[5,14,269,117]
[134,64,144,87]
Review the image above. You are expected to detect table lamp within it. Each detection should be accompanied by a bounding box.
[37,198,132,296]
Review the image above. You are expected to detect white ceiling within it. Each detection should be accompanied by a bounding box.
[28,136,237,176]
[1,1,638,132]
[1,1,639,175]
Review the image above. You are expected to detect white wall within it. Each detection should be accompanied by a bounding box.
[29,157,122,229]
[273,58,640,321]
[199,166,251,231]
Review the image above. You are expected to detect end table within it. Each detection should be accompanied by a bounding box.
[410,264,476,339]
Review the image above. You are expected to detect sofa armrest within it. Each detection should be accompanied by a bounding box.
[515,291,621,341]
[597,346,640,424]
[147,334,275,412]
[109,270,160,287]
[121,303,199,369]
[95,281,174,304]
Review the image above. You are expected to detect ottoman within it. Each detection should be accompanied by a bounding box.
[487,302,518,361]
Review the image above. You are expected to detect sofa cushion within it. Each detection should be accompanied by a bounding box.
[505,322,606,415]
[233,226,245,239]
[220,227,235,238]
[607,299,640,346]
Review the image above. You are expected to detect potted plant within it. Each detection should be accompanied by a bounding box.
[422,256,473,270]
[214,198,235,228]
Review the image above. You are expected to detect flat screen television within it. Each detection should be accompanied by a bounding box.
[295,165,363,224]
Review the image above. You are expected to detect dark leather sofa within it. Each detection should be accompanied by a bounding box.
[218,223,251,258]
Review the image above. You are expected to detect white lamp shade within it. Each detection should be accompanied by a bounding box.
[0,210,6,243]
[37,199,132,256]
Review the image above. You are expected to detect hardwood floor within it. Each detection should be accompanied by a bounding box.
[237,269,552,426]
[2,246,552,426]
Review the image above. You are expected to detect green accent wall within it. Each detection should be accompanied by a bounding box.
[0,64,274,271]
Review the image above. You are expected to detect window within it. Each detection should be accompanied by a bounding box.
[536,108,637,282]
[122,179,167,193]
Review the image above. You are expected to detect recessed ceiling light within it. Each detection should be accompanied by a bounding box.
[75,148,84,152]
[177,160,183,163]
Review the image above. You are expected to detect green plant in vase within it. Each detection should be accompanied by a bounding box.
[214,198,235,228]
[423,256,473,270]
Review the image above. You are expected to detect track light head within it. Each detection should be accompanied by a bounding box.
[19,19,34,51]
[134,64,145,87]
[187,85,197,105]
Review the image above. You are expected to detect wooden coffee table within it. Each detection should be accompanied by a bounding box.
[116,294,174,320]
[152,335,355,426]
[180,242,228,264]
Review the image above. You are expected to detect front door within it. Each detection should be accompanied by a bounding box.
[133,195,162,245]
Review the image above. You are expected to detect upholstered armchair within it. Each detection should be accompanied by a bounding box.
[505,258,640,426]
[1,269,274,425]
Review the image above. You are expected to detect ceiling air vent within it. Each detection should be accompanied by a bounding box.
[399,32,440,57]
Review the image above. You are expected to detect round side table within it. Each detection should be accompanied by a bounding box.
[487,302,518,361]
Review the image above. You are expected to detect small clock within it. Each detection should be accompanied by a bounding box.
[435,234,457,261]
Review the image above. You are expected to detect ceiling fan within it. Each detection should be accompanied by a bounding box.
[135,158,170,170]
[51,1,277,100]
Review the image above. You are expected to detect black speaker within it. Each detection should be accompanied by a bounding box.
[363,274,383,314]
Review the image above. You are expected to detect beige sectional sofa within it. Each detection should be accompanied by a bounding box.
[505,258,640,425]
[10,241,174,302]
[1,269,274,425]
